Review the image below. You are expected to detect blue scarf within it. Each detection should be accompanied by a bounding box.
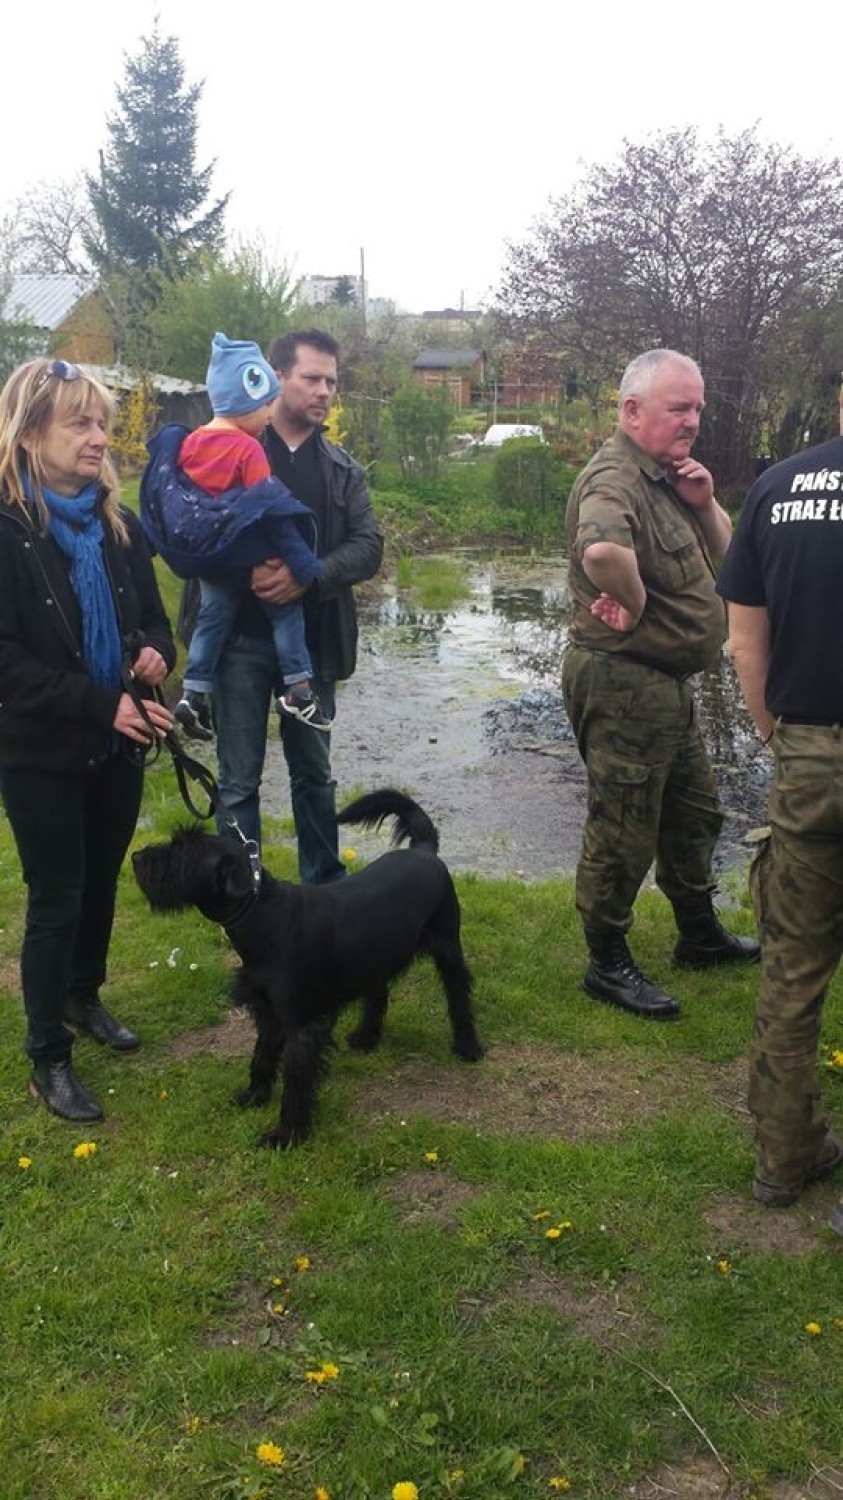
[38,482,124,688]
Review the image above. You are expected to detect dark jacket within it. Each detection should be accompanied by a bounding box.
[139,424,323,584]
[0,497,176,772]
[178,428,384,684]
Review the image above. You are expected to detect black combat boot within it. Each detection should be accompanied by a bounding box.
[671,894,760,969]
[29,1060,104,1121]
[584,931,681,1020]
[65,998,141,1052]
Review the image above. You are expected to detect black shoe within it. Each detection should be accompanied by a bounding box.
[583,933,681,1020]
[672,895,760,968]
[29,1060,103,1121]
[65,1000,141,1052]
[753,1134,843,1207]
[276,685,333,732]
[174,691,214,742]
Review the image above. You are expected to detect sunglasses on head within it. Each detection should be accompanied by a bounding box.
[36,359,81,388]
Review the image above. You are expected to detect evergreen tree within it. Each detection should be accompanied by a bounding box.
[87,22,228,274]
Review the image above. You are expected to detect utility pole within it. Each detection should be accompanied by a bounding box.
[360,246,367,338]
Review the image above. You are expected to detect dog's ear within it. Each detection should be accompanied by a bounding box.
[216,845,257,903]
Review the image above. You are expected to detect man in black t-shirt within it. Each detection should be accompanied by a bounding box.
[717,432,843,1231]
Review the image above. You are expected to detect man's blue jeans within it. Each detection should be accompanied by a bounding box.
[213,630,344,884]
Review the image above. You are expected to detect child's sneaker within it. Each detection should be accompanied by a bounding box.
[174,690,214,741]
[276,684,333,732]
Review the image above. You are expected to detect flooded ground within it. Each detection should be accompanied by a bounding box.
[261,550,772,882]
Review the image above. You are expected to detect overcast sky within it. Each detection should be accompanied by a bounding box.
[3,0,840,314]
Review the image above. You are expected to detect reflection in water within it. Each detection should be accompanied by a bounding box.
[360,547,772,849]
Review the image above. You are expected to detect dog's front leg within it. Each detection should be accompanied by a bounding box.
[346,983,389,1052]
[259,1020,335,1150]
[235,1012,285,1109]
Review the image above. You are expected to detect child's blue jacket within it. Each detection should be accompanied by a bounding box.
[139,424,324,583]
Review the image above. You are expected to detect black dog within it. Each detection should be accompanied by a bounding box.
[132,789,483,1147]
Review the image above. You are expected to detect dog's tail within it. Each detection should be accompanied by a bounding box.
[337,788,439,854]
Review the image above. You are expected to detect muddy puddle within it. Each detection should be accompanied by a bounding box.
[261,550,772,882]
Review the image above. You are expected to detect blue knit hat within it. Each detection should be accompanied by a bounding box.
[205,331,281,416]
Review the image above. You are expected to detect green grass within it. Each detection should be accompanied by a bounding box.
[1,772,842,1500]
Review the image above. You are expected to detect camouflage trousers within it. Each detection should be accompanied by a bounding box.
[562,647,723,937]
[748,722,843,1184]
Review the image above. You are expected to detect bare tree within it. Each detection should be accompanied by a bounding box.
[496,127,843,489]
[12,175,92,276]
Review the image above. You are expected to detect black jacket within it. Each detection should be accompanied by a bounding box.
[0,497,176,771]
[179,429,383,684]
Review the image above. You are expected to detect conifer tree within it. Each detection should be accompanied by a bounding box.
[87,21,228,274]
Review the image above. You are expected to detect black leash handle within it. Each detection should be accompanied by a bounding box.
[120,656,220,821]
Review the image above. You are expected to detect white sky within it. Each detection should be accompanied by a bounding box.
[3,0,840,314]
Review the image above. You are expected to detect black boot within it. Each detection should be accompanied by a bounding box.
[672,894,760,969]
[65,999,141,1052]
[584,932,681,1020]
[29,1060,104,1121]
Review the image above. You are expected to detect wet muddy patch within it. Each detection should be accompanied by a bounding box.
[256,552,772,881]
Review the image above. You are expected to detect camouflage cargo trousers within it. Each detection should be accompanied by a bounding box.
[562,647,723,936]
[749,722,843,1184]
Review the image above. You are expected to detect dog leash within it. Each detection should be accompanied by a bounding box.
[120,650,220,822]
[120,643,263,891]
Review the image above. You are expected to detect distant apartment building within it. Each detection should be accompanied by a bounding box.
[300,274,367,307]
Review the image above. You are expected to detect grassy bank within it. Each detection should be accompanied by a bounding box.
[1,765,842,1500]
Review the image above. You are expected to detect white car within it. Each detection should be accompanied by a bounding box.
[481,423,544,447]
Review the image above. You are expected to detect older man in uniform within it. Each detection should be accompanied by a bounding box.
[563,348,759,1021]
[717,418,843,1223]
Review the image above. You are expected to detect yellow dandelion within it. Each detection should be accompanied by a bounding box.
[545,1226,562,1240]
[449,1468,466,1485]
[805,1321,822,1336]
[342,848,358,862]
[271,1275,285,1287]
[829,1049,843,1068]
[423,1150,439,1164]
[315,1488,332,1500]
[392,1484,419,1500]
[18,1156,32,1170]
[256,1440,286,1466]
[272,1301,285,1315]
[715,1259,732,1276]
[532,1210,551,1220]
[294,1255,311,1272]
[321,1362,340,1380]
[306,1368,327,1384]
[158,1088,169,1099]
[558,1219,573,1230]
[73,1141,97,1159]
[549,1479,572,1492]
[186,1414,202,1434]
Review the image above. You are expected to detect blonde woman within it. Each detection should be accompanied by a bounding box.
[0,358,176,1121]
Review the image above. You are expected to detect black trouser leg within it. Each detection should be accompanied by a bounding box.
[0,756,143,1064]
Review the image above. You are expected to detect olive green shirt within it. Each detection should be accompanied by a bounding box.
[565,428,726,678]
